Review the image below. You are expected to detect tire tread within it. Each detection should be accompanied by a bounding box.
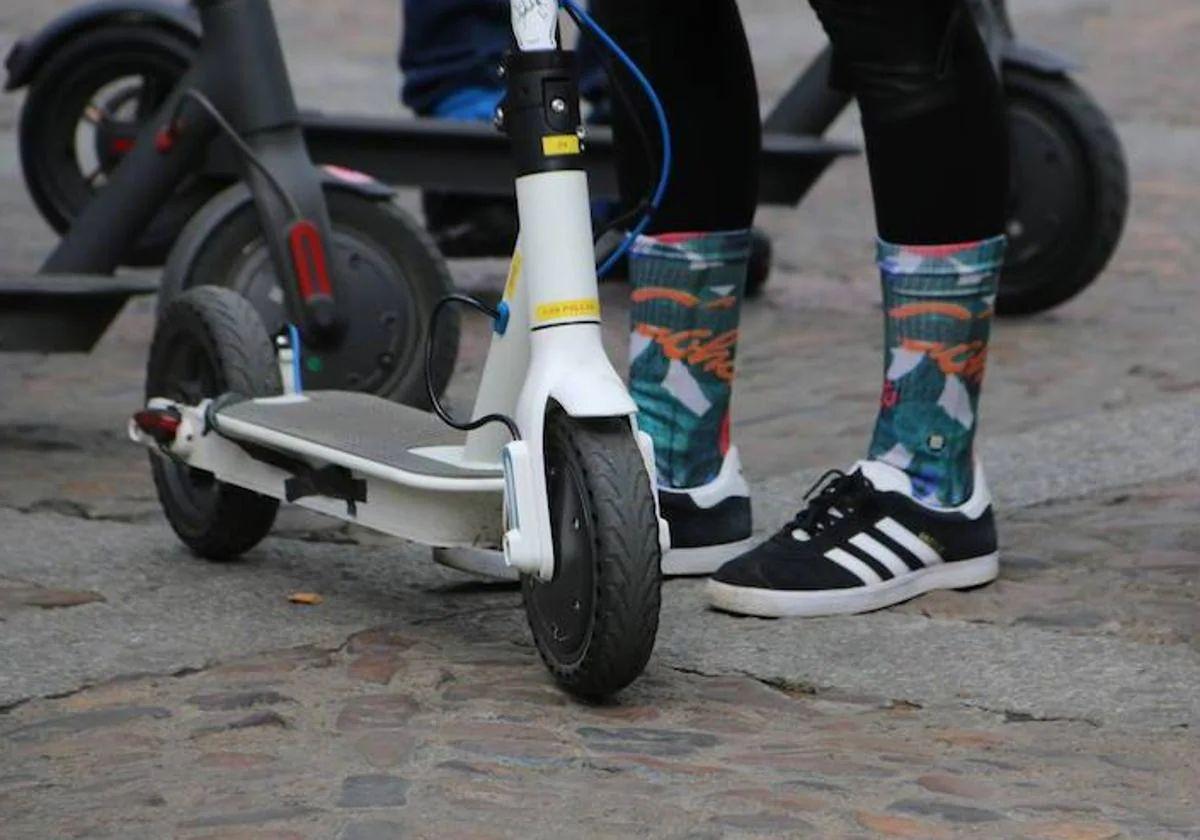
[526,410,662,698]
[999,68,1129,315]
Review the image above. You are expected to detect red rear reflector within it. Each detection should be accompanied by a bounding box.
[134,409,181,443]
[287,220,333,300]
[112,137,135,154]
[154,125,176,153]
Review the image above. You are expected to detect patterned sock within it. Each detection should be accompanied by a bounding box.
[629,230,750,489]
[869,235,1006,506]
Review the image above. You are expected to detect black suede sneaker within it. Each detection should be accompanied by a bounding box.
[706,460,998,617]
[659,447,755,576]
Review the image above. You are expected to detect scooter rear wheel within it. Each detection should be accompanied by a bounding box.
[162,185,459,408]
[522,408,662,698]
[999,67,1129,315]
[146,286,281,560]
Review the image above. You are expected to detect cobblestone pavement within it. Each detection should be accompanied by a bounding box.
[1,478,1198,839]
[1,0,1199,837]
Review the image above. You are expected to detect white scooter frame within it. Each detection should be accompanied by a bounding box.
[132,0,668,586]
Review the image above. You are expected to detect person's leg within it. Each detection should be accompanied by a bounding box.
[708,0,1008,616]
[817,0,1007,505]
[592,0,762,573]
[399,0,509,116]
[399,0,518,257]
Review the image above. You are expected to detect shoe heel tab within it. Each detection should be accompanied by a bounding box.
[723,444,743,475]
[718,445,750,498]
[959,460,992,518]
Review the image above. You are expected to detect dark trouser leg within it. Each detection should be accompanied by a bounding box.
[399,0,517,257]
[594,0,760,491]
[593,0,760,233]
[809,0,1007,243]
[399,0,509,114]
[810,0,1007,505]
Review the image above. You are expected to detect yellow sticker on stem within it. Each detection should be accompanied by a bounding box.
[503,251,522,300]
[542,134,581,156]
[534,298,600,323]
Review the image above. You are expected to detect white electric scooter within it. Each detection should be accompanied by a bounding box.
[131,0,668,698]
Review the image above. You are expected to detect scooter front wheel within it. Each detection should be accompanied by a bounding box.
[146,286,282,560]
[522,408,662,698]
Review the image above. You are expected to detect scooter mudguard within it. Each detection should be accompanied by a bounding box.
[1002,40,1078,78]
[964,0,1077,79]
[4,0,200,91]
[501,339,640,579]
[500,376,669,579]
[157,166,394,313]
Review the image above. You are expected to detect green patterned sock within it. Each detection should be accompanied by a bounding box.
[869,235,1006,506]
[628,230,750,489]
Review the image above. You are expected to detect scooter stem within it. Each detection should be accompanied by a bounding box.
[488,1,648,576]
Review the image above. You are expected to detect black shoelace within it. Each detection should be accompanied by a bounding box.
[775,469,874,542]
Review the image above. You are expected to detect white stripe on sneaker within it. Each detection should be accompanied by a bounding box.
[875,517,943,566]
[849,532,910,577]
[824,548,883,585]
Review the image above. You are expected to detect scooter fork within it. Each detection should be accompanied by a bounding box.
[464,0,669,580]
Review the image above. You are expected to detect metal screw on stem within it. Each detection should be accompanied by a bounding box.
[549,98,567,114]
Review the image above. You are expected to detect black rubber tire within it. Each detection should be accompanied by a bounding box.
[146,286,281,560]
[17,24,213,267]
[522,408,662,698]
[998,67,1129,315]
[165,187,459,408]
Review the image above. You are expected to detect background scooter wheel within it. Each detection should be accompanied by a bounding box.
[17,23,214,267]
[522,406,662,698]
[998,66,1129,315]
[161,186,459,408]
[746,227,773,298]
[145,286,281,560]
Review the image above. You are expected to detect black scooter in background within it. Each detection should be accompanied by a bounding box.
[2,0,458,403]
[5,0,1127,324]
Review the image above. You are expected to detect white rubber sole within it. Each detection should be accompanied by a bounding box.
[662,536,757,577]
[433,536,756,581]
[706,552,999,618]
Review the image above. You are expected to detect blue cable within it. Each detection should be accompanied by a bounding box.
[286,323,304,394]
[558,0,672,278]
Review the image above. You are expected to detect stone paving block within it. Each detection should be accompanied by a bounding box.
[338,774,410,809]
[3,706,171,743]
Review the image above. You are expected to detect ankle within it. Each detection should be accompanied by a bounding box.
[869,236,1005,507]
[628,229,751,490]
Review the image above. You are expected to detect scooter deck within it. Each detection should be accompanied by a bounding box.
[213,391,502,481]
[0,272,158,353]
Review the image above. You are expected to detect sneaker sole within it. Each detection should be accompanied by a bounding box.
[706,552,999,618]
[662,536,758,577]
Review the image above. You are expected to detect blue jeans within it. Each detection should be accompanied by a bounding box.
[399,0,607,116]
[399,0,509,115]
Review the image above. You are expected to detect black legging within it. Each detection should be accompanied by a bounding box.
[592,0,761,234]
[598,0,1007,244]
